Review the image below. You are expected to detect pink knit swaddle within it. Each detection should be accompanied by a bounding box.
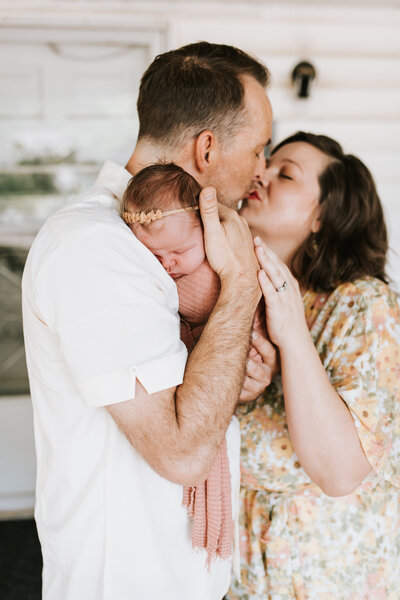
[176,261,266,566]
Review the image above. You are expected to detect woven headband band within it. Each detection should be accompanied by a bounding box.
[122,206,199,225]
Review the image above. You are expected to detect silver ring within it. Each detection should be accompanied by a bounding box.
[276,281,288,292]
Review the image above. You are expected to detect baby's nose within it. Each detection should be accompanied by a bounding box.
[160,255,176,269]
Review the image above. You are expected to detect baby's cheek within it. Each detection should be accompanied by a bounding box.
[182,248,205,275]
[192,246,206,269]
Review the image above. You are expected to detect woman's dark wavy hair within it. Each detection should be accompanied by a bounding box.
[272,131,389,292]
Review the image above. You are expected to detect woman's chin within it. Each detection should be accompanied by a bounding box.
[239,206,258,227]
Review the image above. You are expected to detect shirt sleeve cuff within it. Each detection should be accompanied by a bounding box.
[78,348,188,407]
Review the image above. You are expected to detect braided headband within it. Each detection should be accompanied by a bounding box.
[122,206,199,225]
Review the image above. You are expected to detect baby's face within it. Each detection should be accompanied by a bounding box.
[133,212,205,279]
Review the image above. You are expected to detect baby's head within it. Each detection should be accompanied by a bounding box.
[121,163,205,279]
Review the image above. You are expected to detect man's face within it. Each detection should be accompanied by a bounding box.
[210,76,273,209]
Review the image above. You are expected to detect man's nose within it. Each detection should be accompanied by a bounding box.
[255,162,270,189]
[259,168,270,188]
[254,152,267,180]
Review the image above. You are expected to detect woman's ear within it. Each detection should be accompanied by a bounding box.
[311,217,321,233]
[194,130,218,174]
[311,206,322,233]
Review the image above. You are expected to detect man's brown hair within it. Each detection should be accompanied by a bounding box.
[137,41,270,148]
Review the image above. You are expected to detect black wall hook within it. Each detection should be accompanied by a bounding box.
[291,61,316,98]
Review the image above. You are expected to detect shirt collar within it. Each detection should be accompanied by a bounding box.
[94,160,133,203]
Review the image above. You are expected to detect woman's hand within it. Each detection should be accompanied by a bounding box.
[254,237,372,496]
[254,237,309,350]
[239,332,279,403]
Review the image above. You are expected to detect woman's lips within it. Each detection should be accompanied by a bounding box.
[246,190,261,201]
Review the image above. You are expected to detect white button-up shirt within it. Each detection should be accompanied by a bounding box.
[22,161,240,600]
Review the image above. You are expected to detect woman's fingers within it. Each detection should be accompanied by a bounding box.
[255,246,289,292]
[258,268,277,298]
[239,372,264,402]
[252,236,305,349]
[238,354,277,403]
[251,332,279,375]
[247,358,263,379]
[238,379,257,402]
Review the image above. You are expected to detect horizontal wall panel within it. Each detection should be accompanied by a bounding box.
[269,88,400,121]
[263,56,400,89]
[0,68,42,118]
[176,14,400,58]
[274,120,400,152]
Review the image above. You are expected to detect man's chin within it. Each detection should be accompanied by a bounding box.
[238,199,249,214]
[216,193,243,212]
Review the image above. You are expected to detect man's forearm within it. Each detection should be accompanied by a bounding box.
[107,276,259,486]
[172,276,260,481]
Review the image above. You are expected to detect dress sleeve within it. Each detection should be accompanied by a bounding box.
[323,284,400,488]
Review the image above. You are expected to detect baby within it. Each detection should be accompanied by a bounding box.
[121,162,265,354]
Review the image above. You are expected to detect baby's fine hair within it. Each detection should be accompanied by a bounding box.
[122,163,202,222]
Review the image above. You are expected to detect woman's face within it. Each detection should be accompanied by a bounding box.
[239,141,331,265]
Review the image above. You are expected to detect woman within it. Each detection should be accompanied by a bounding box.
[228,132,400,599]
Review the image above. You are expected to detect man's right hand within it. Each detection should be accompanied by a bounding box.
[199,186,260,294]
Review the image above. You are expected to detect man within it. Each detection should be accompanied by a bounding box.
[22,42,273,600]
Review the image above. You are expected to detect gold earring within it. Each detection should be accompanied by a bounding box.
[312,237,318,253]
[307,236,318,257]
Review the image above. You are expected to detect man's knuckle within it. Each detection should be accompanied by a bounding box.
[201,206,218,216]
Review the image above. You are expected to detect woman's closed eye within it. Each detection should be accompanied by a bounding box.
[280,170,294,181]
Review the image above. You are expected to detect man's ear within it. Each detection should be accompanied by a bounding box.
[194,130,219,174]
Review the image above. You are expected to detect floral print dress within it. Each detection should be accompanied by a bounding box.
[228,277,400,600]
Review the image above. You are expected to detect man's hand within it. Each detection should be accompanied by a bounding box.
[238,331,279,403]
[199,186,260,292]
